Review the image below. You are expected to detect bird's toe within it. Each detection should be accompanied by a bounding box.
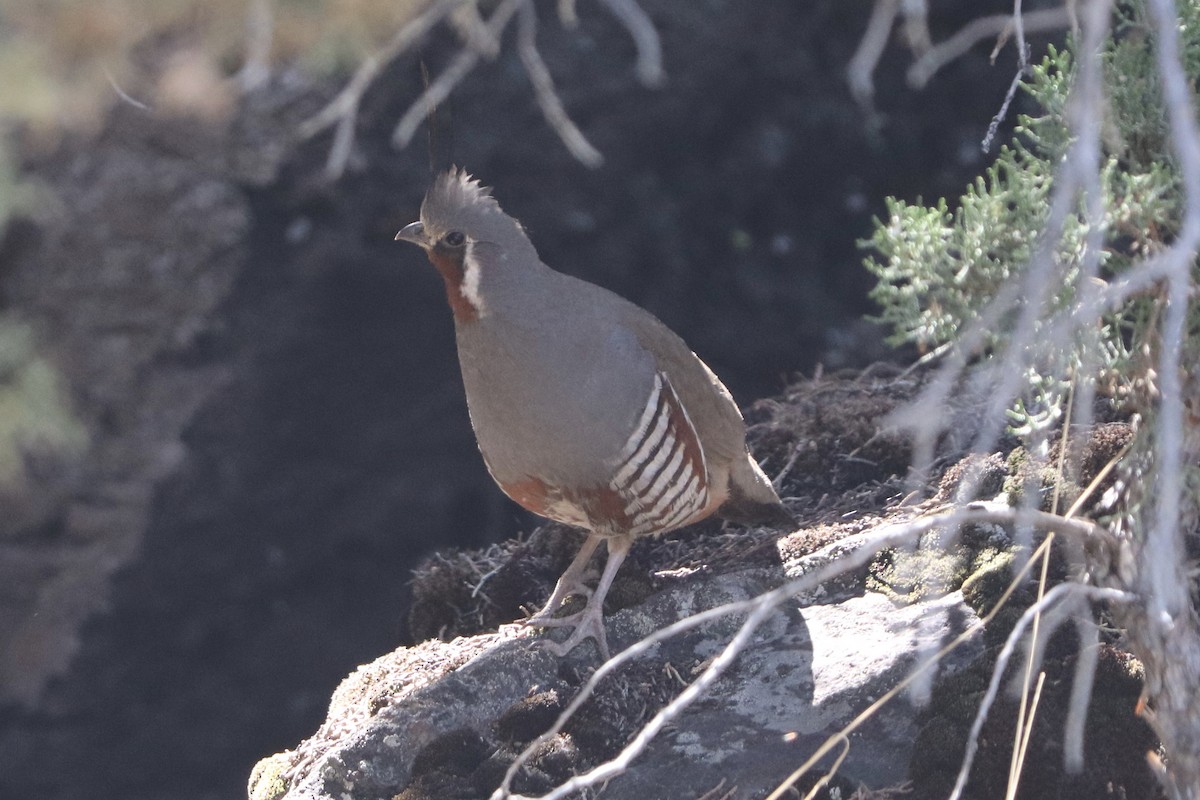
[529,605,610,660]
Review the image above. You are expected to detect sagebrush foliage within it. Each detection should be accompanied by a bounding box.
[865,1,1198,428]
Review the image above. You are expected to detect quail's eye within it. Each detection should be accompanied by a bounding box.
[444,231,466,247]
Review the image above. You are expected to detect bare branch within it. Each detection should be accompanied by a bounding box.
[516,0,604,168]
[857,1,1074,106]
[597,0,664,87]
[557,0,580,28]
[847,0,900,107]
[1063,614,1099,772]
[299,0,465,179]
[493,503,1116,800]
[889,0,1112,468]
[393,0,524,150]
[237,0,274,92]
[450,1,503,58]
[948,584,1135,800]
[1012,0,1028,66]
[104,67,152,111]
[899,0,932,56]
[768,527,1056,800]
[980,41,1030,153]
[1144,0,1200,620]
[300,0,666,176]
[859,1,1200,792]
[902,10,1074,109]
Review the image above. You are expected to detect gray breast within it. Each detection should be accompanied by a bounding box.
[454,297,658,495]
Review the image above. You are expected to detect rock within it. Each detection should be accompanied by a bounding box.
[257,551,984,799]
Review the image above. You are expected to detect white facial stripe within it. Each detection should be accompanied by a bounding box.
[460,242,486,315]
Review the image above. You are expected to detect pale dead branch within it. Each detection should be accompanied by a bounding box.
[491,503,1116,800]
[906,8,1074,88]
[860,0,1200,793]
[846,0,900,107]
[299,0,464,179]
[392,0,523,151]
[516,0,604,168]
[1063,613,1100,772]
[299,0,662,179]
[948,583,1135,800]
[237,0,274,92]
[598,0,664,86]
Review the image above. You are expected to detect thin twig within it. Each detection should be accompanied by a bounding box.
[1063,614,1099,772]
[907,8,1073,88]
[104,67,152,111]
[966,0,1110,454]
[494,503,1115,800]
[847,0,900,108]
[899,0,932,56]
[557,0,579,28]
[393,0,523,149]
[980,40,1029,153]
[450,1,502,58]
[597,0,664,86]
[1006,534,1054,798]
[1012,0,1028,67]
[299,0,464,179]
[800,735,850,800]
[516,0,603,168]
[237,0,274,92]
[948,584,1135,800]
[1144,0,1200,619]
[1007,671,1047,800]
[766,531,1061,800]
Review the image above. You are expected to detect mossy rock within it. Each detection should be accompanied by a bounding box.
[247,752,292,800]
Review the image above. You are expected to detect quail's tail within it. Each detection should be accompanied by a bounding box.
[717,452,796,530]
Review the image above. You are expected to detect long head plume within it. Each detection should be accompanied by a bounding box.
[417,168,535,258]
[421,168,500,220]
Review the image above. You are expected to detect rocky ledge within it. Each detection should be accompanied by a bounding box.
[251,369,1157,800]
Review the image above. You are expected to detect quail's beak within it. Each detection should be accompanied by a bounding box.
[394,221,429,248]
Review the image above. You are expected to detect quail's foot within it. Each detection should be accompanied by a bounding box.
[527,536,631,660]
[524,533,601,623]
[534,600,611,660]
[523,585,591,626]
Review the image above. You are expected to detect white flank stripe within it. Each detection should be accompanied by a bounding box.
[632,457,699,530]
[630,429,675,494]
[656,500,697,532]
[618,374,663,461]
[639,443,685,504]
[667,472,702,516]
[613,400,669,486]
[624,443,684,516]
[656,475,704,530]
[647,457,693,515]
[609,371,712,534]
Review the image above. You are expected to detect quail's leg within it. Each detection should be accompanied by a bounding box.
[525,532,602,624]
[539,536,632,660]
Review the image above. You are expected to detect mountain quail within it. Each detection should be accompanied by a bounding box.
[396,168,793,658]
